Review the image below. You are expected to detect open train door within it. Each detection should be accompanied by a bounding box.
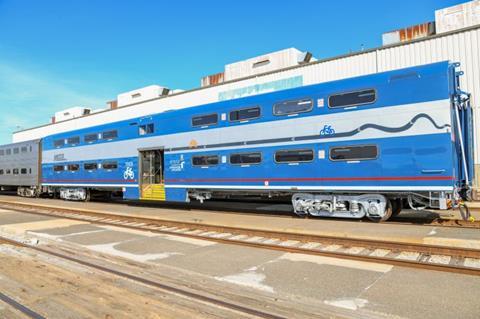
[139,149,165,201]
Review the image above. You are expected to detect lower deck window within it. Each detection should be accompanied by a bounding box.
[329,145,378,161]
[54,165,65,172]
[68,164,80,171]
[0,169,3,175]
[192,155,219,166]
[102,161,118,170]
[20,168,27,174]
[84,163,98,171]
[275,149,314,163]
[12,168,19,175]
[230,152,262,165]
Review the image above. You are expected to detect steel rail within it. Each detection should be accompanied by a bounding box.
[1,202,480,276]
[0,291,46,319]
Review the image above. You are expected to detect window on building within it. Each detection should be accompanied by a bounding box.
[6,149,11,155]
[20,168,27,174]
[273,98,313,116]
[230,152,262,165]
[192,155,219,166]
[21,146,28,153]
[12,168,19,175]
[84,163,98,171]
[67,136,80,145]
[139,123,154,135]
[275,149,314,163]
[67,164,80,171]
[102,130,118,140]
[13,148,19,154]
[102,161,118,170]
[328,89,376,108]
[330,145,378,161]
[54,139,64,148]
[85,133,99,143]
[192,113,218,127]
[229,106,261,122]
[54,165,65,172]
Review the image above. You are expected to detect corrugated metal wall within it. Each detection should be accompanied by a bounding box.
[12,26,480,185]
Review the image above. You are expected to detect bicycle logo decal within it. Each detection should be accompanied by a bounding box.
[320,125,335,136]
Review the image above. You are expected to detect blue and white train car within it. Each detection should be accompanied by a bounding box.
[39,61,473,221]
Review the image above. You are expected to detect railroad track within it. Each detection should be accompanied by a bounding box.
[0,236,286,319]
[1,202,480,276]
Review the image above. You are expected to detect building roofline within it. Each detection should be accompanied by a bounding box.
[14,24,480,135]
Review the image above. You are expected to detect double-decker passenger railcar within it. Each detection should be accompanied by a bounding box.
[0,140,42,196]
[33,61,474,221]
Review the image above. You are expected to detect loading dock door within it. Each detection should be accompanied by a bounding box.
[140,149,165,200]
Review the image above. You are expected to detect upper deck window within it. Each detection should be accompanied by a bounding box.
[192,155,219,166]
[229,107,261,122]
[139,123,154,135]
[54,139,64,148]
[102,130,118,140]
[84,133,98,143]
[12,168,19,175]
[328,89,376,108]
[275,149,314,163]
[192,113,218,127]
[5,149,11,155]
[330,145,378,161]
[13,148,19,154]
[230,152,262,165]
[273,98,313,116]
[21,146,28,153]
[67,136,80,145]
[20,168,27,174]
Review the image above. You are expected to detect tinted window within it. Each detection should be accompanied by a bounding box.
[0,169,3,175]
[330,145,378,161]
[328,89,376,108]
[54,165,65,172]
[67,136,80,145]
[102,161,118,170]
[12,168,19,175]
[21,146,28,153]
[273,98,313,116]
[84,163,97,171]
[20,168,27,174]
[0,150,4,156]
[6,149,11,155]
[68,164,80,171]
[139,123,154,135]
[85,133,98,143]
[192,114,218,127]
[275,149,314,163]
[230,152,262,165]
[5,169,10,174]
[229,107,261,122]
[13,148,19,154]
[102,130,118,140]
[54,139,64,148]
[192,155,219,166]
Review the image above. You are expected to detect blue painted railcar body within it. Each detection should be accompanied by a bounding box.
[37,61,473,219]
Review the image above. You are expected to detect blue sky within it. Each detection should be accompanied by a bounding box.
[0,0,464,144]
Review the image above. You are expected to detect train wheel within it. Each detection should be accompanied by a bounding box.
[367,200,393,222]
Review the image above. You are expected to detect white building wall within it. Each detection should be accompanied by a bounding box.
[12,26,480,184]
